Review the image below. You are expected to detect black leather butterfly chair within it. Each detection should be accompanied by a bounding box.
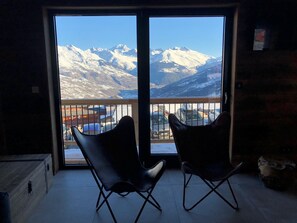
[71,116,166,223]
[169,112,243,211]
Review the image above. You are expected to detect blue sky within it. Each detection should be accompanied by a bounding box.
[56,16,224,57]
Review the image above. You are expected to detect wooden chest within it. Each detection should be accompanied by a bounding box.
[0,154,53,192]
[0,154,53,223]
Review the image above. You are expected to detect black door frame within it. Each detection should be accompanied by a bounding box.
[138,8,235,167]
[47,7,235,168]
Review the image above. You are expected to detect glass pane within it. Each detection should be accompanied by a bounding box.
[55,16,137,165]
[149,17,224,154]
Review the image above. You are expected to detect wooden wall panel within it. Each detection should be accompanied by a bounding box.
[229,0,297,169]
[0,0,296,170]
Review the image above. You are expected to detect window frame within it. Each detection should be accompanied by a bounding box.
[46,7,236,168]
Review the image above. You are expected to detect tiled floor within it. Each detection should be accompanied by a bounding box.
[26,169,297,223]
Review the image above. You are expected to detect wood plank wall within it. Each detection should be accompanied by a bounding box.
[233,0,297,168]
[0,0,296,170]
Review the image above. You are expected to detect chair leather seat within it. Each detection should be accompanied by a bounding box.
[184,162,238,182]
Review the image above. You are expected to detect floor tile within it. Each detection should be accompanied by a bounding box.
[25,169,297,223]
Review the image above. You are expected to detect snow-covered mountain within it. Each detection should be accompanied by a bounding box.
[150,59,222,98]
[150,47,212,85]
[58,44,219,99]
[58,45,137,99]
[88,44,138,75]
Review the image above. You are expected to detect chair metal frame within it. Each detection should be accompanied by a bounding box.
[181,162,242,211]
[169,112,243,212]
[71,116,166,223]
[85,155,162,223]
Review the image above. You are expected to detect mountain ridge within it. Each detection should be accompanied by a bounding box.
[58,44,221,99]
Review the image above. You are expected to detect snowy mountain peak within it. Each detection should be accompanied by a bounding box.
[58,44,220,98]
[89,47,105,52]
[66,44,76,49]
[153,47,211,69]
[171,46,190,51]
[65,44,82,52]
[111,44,130,52]
[58,45,104,71]
[151,49,164,56]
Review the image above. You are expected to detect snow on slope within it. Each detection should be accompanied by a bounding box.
[58,45,137,99]
[58,44,218,99]
[89,44,137,72]
[151,47,211,68]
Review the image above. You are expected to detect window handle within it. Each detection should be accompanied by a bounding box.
[224,92,228,104]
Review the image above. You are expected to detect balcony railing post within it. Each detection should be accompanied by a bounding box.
[131,99,139,145]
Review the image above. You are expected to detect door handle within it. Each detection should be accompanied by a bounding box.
[224,92,228,104]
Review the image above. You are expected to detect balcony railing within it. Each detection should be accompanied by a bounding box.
[61,97,221,147]
[61,97,220,164]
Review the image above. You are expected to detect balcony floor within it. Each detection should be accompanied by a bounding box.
[26,169,297,223]
[65,143,177,165]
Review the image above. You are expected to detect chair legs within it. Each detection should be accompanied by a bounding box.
[85,160,163,222]
[182,172,239,211]
[95,186,162,223]
[134,187,162,223]
[95,186,117,222]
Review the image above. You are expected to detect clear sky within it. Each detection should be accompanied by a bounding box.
[56,16,224,57]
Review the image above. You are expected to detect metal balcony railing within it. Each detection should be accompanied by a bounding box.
[61,97,221,148]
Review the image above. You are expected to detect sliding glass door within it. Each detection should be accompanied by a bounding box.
[55,15,138,165]
[149,16,224,155]
[48,8,234,167]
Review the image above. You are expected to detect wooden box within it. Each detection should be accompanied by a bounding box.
[0,154,53,192]
[0,154,53,223]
